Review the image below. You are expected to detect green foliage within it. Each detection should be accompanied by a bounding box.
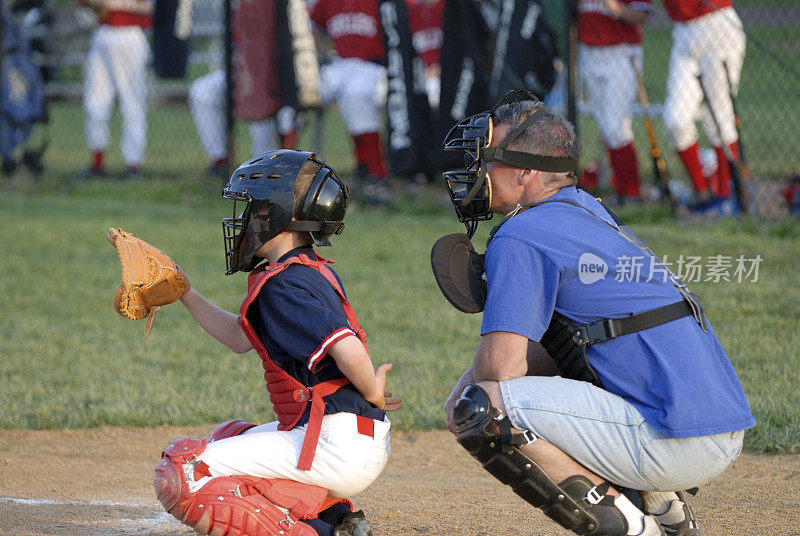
[0,185,798,453]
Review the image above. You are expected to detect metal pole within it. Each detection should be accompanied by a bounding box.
[565,0,578,132]
[223,0,234,176]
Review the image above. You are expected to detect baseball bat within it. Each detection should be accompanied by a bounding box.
[630,57,676,215]
[696,72,750,214]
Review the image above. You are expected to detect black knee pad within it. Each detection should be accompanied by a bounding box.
[453,384,628,536]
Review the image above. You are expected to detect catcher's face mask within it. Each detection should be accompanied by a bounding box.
[442,90,578,238]
[222,150,349,274]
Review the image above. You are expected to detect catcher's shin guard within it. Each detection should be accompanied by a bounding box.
[453,385,628,536]
[154,436,330,536]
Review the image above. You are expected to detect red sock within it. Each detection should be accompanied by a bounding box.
[607,143,641,198]
[93,151,105,171]
[712,146,732,198]
[676,142,708,193]
[579,161,599,190]
[353,132,387,178]
[281,129,298,150]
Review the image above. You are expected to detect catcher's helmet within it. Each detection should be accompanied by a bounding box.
[222,150,350,274]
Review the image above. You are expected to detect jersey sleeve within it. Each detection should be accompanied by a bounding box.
[481,235,560,342]
[256,267,356,372]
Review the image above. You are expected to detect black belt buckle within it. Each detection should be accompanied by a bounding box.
[576,319,618,346]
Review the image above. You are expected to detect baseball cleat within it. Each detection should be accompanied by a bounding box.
[655,499,702,536]
[333,510,373,536]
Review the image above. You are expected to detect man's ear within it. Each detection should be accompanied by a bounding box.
[518,168,537,186]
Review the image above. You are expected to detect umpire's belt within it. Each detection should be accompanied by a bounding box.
[574,300,694,346]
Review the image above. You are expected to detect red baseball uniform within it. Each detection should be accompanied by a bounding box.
[310,0,384,62]
[663,0,732,22]
[406,0,444,67]
[578,0,649,47]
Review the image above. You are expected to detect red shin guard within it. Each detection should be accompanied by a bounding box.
[154,433,337,536]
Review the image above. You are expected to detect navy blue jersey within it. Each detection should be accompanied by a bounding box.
[249,246,385,424]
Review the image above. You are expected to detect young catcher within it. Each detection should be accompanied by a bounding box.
[107,149,401,536]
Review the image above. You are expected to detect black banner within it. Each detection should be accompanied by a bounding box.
[378,0,435,178]
[277,0,321,111]
[152,0,192,79]
[488,0,556,103]
[436,0,557,169]
[437,0,493,169]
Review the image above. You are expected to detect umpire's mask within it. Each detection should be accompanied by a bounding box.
[442,90,578,238]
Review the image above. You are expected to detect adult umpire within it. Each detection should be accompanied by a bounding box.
[433,91,754,536]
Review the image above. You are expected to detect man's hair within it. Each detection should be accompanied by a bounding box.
[493,101,580,187]
[293,158,323,218]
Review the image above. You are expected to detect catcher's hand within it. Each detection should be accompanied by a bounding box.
[107,227,190,336]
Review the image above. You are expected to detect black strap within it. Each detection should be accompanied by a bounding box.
[575,301,693,346]
[481,146,578,172]
[285,220,345,234]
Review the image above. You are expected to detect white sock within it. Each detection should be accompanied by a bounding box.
[642,491,679,515]
[613,493,645,535]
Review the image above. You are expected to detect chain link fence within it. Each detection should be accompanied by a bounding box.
[1,0,798,218]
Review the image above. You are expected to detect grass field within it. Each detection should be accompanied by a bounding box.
[2,0,798,455]
[0,177,798,453]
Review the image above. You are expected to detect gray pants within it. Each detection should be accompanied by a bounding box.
[500,376,744,491]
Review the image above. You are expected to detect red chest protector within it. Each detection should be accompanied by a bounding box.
[239,253,368,470]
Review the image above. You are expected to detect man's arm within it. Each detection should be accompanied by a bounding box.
[328,335,397,410]
[444,366,475,433]
[473,331,530,382]
[444,337,557,434]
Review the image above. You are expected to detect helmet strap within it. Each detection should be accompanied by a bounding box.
[285,220,345,235]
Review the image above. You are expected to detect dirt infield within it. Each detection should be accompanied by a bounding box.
[1,427,797,536]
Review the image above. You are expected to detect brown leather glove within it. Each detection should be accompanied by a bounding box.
[107,227,190,336]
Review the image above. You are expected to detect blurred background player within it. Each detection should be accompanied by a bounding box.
[309,0,390,203]
[406,0,444,111]
[80,0,153,179]
[189,0,299,179]
[662,0,745,206]
[189,70,298,178]
[578,0,651,205]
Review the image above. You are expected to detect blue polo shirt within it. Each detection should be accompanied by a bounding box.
[249,246,385,425]
[482,187,755,438]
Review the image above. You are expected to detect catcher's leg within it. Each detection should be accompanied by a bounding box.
[154,433,330,536]
[453,384,664,536]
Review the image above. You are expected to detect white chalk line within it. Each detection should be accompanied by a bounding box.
[0,496,187,533]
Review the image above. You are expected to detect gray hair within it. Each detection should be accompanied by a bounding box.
[493,101,580,187]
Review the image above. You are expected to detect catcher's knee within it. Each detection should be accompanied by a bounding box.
[208,419,258,442]
[153,436,209,516]
[453,385,628,536]
[154,435,331,536]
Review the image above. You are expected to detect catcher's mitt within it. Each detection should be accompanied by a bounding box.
[107,227,190,336]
